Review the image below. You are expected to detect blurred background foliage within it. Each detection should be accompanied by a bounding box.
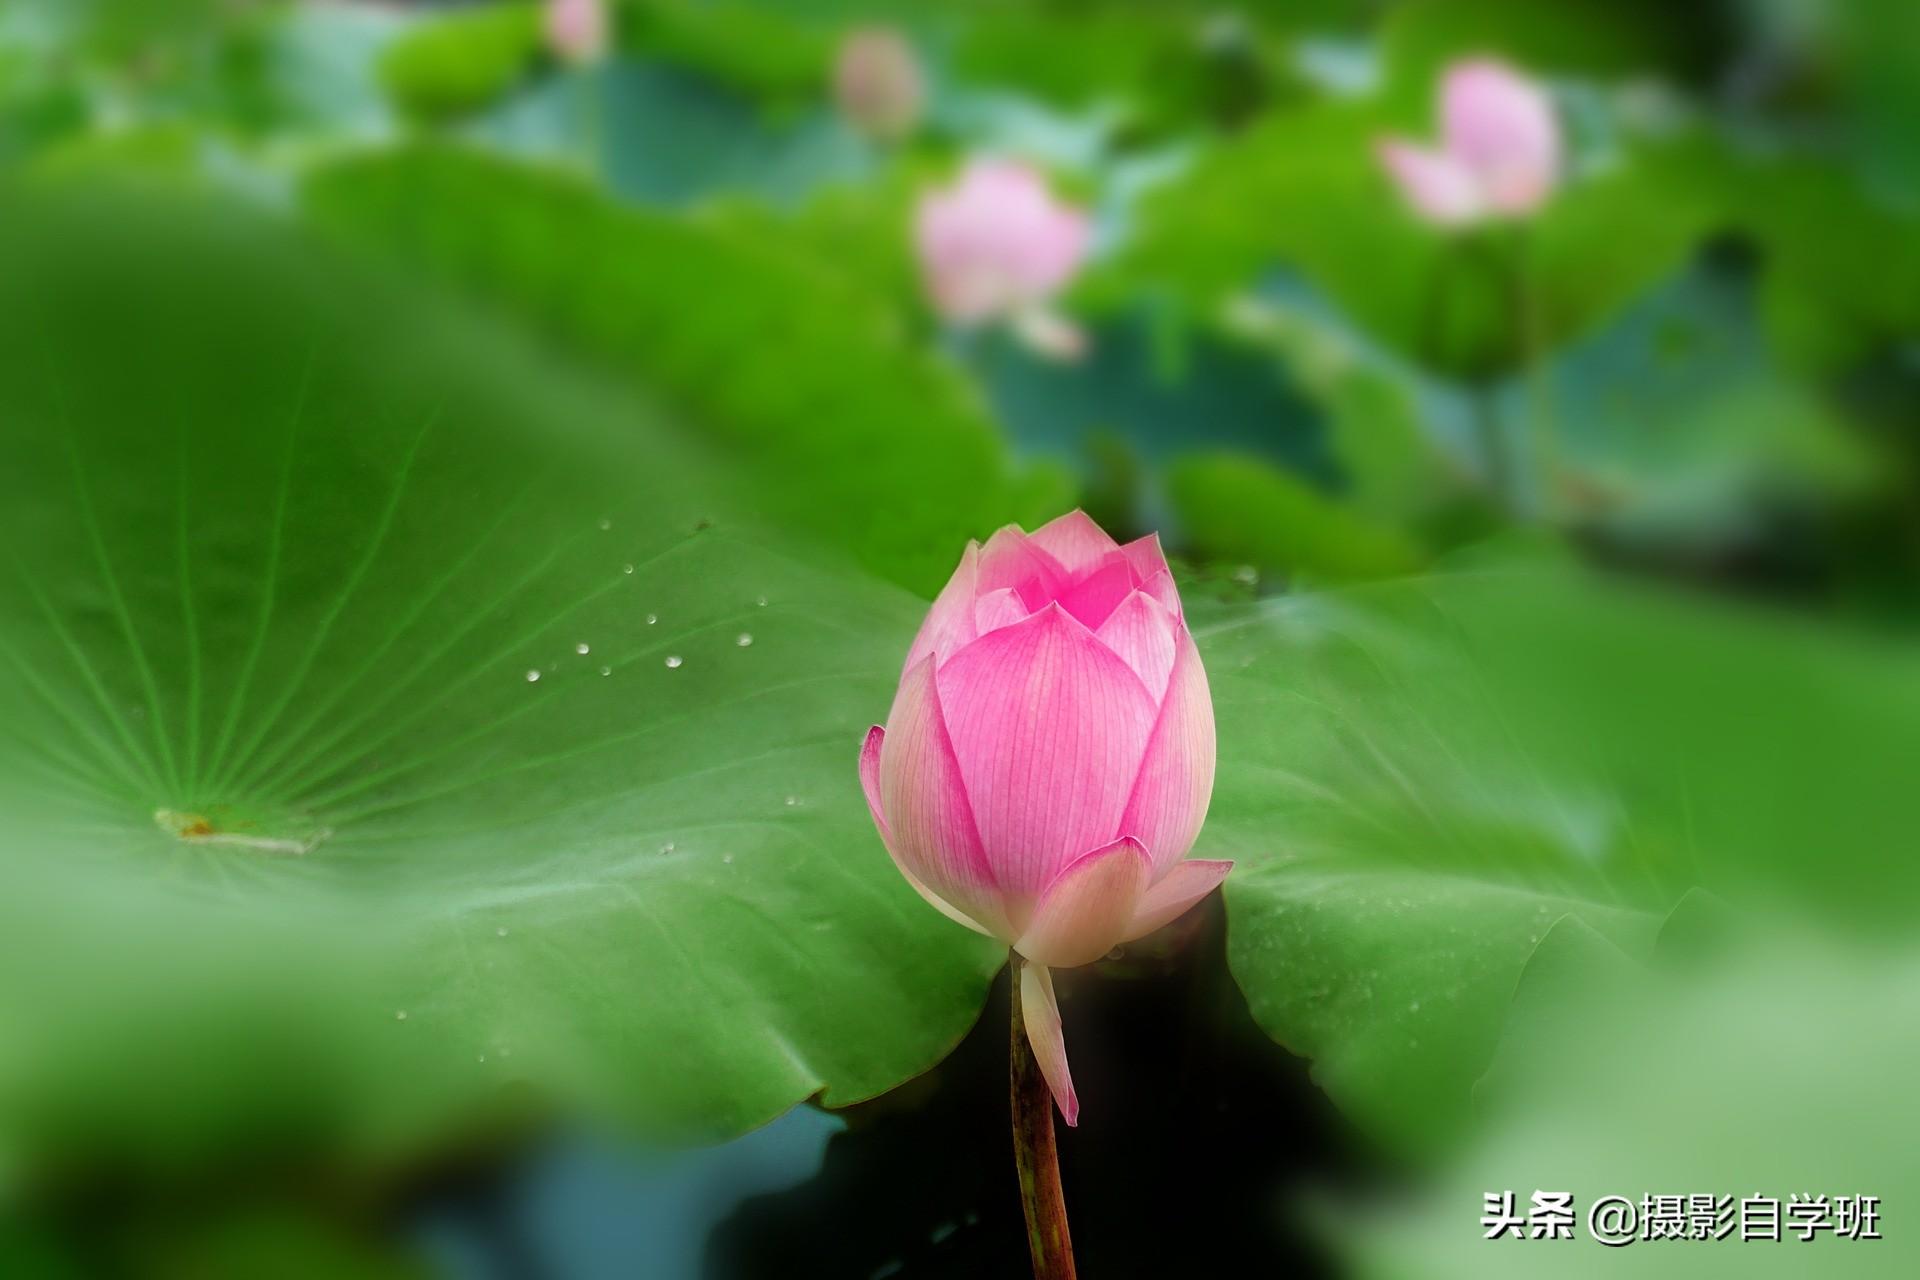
[1,1,1916,1276]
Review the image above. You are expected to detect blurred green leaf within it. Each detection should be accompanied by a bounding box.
[1197,554,1920,1153]
[1376,0,1732,100]
[1167,453,1428,583]
[377,2,541,125]
[625,0,832,104]
[0,187,1001,1167]
[1113,100,1718,382]
[1348,935,1920,1275]
[304,144,1063,596]
[1535,258,1880,545]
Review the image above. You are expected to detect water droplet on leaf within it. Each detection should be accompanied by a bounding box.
[664,655,682,668]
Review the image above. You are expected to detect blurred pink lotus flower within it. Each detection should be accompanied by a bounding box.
[914,158,1092,359]
[1376,57,1560,226]
[860,511,1228,1125]
[544,0,607,65]
[833,26,925,141]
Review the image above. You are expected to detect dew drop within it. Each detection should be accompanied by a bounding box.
[646,613,658,625]
[395,1010,408,1021]
[622,563,635,575]
[477,1052,488,1063]
[722,853,734,865]
[597,517,612,531]
[664,655,682,669]
[496,926,510,938]
[756,595,768,607]
[1408,999,1421,1013]
[599,665,611,677]
[736,633,753,647]
[784,795,798,806]
[525,669,541,683]
[576,642,591,655]
[659,841,676,854]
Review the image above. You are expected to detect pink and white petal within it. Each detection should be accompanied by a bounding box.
[1094,589,1177,702]
[1020,962,1079,1127]
[880,656,1013,938]
[1117,532,1171,585]
[863,725,996,936]
[1015,836,1151,968]
[1376,138,1483,227]
[1441,58,1559,213]
[1028,509,1120,577]
[1122,858,1233,941]
[937,604,1158,900]
[903,540,981,673]
[977,525,1070,612]
[1054,553,1135,630]
[1137,567,1183,620]
[972,586,1030,638]
[1010,306,1089,363]
[859,725,889,839]
[1117,624,1216,876]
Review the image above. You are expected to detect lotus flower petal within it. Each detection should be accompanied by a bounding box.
[976,525,1069,612]
[1016,836,1152,967]
[1137,567,1182,619]
[1124,858,1233,941]
[972,586,1029,639]
[1020,961,1078,1126]
[543,0,607,64]
[1117,624,1216,876]
[877,657,1011,937]
[903,540,981,673]
[1028,509,1121,576]
[1094,589,1177,701]
[1118,532,1171,584]
[1054,553,1136,629]
[1376,139,1483,226]
[1441,58,1559,214]
[914,158,1090,326]
[937,604,1157,899]
[862,727,994,936]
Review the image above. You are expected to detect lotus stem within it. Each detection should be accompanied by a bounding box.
[1010,962,1077,1280]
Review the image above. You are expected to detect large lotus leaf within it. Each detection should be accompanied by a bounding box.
[375,1,541,125]
[1194,553,1920,1154]
[1346,927,1920,1276]
[303,143,1063,597]
[0,189,1002,1167]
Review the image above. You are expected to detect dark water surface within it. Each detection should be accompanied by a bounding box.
[423,898,1361,1279]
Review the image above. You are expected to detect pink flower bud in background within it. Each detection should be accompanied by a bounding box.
[859,511,1229,1125]
[1376,57,1560,226]
[913,158,1092,359]
[544,0,608,65]
[833,26,925,142]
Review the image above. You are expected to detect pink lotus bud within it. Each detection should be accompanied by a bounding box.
[544,0,608,65]
[1376,57,1560,226]
[913,158,1091,342]
[859,511,1229,1124]
[833,26,925,142]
